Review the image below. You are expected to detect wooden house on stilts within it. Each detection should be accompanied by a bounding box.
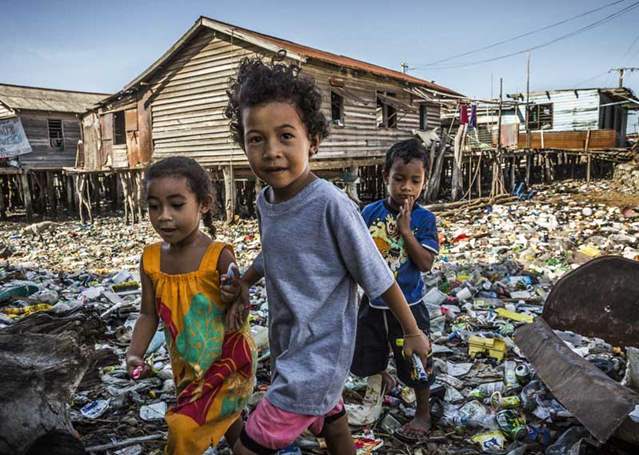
[0,84,108,220]
[79,16,461,221]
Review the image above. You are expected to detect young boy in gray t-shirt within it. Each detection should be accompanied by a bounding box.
[225,58,431,455]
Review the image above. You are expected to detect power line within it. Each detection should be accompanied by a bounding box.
[422,0,628,67]
[413,1,639,70]
[622,31,639,61]
[574,70,611,87]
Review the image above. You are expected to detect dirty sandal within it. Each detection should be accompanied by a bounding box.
[394,424,431,444]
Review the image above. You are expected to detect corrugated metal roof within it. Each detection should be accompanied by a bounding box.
[108,16,461,103]
[0,84,110,114]
[199,17,461,96]
[509,87,639,103]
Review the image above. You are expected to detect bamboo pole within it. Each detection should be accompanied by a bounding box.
[19,173,33,222]
[222,165,236,223]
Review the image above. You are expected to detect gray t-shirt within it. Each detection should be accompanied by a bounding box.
[252,178,394,415]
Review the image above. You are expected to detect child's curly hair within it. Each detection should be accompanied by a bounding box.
[225,57,329,148]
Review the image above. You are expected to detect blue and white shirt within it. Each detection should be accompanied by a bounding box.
[362,199,439,309]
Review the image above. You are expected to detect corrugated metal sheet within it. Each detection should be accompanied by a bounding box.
[0,84,109,114]
[516,89,600,132]
[0,100,15,119]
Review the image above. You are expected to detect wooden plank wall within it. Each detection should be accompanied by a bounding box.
[146,28,440,167]
[304,64,440,160]
[149,29,257,166]
[81,112,101,169]
[19,111,80,168]
[515,129,617,150]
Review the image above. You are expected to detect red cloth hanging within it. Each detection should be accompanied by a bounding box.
[459,104,469,124]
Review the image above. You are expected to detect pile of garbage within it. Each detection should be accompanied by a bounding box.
[614,160,639,194]
[0,180,638,454]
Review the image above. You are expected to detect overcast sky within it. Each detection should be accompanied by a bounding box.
[2,0,638,131]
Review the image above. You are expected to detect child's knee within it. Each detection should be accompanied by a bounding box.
[319,412,350,439]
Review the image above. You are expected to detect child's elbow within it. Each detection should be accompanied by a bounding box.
[417,253,435,272]
[417,259,433,273]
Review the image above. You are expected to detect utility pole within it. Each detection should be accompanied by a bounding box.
[526,52,531,148]
[490,73,494,99]
[609,67,639,88]
[497,78,503,151]
[400,62,414,74]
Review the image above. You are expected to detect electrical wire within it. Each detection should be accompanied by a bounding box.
[423,0,628,67]
[575,70,613,87]
[414,1,639,70]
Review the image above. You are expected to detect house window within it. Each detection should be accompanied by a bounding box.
[48,119,64,149]
[113,111,126,145]
[376,92,397,128]
[331,91,344,126]
[527,103,553,130]
[419,104,428,130]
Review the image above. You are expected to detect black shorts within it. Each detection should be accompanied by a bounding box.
[350,296,434,390]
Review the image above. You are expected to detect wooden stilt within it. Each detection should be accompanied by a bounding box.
[93,175,101,214]
[476,157,482,198]
[525,153,532,186]
[75,175,84,224]
[345,166,361,203]
[467,157,473,200]
[76,174,93,224]
[0,177,5,220]
[222,165,235,223]
[510,156,516,192]
[110,175,118,211]
[85,175,93,222]
[135,171,143,222]
[19,172,33,222]
[66,175,75,214]
[587,154,592,182]
[72,175,80,210]
[46,172,57,215]
[120,173,129,224]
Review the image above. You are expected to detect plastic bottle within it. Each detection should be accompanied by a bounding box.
[454,401,498,430]
[469,381,504,399]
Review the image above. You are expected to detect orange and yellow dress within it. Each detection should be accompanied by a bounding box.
[142,241,256,455]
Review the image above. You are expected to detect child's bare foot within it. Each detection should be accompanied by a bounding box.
[395,415,432,443]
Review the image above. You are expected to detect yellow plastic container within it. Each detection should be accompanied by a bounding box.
[496,308,534,324]
[468,336,507,361]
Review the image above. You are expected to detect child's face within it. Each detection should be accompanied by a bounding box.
[384,158,427,209]
[146,176,210,245]
[242,101,318,201]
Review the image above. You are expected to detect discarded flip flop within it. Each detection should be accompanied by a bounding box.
[345,374,386,426]
[393,423,432,444]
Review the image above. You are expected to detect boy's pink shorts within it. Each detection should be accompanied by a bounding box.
[241,397,345,452]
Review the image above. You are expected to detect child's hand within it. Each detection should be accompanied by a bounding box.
[397,196,414,236]
[126,355,152,379]
[220,265,241,304]
[224,281,250,332]
[402,332,431,365]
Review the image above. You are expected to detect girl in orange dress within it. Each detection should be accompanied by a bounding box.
[126,156,255,454]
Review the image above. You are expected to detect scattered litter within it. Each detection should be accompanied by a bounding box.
[2,179,638,453]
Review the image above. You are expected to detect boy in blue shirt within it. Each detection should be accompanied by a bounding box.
[351,138,438,443]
